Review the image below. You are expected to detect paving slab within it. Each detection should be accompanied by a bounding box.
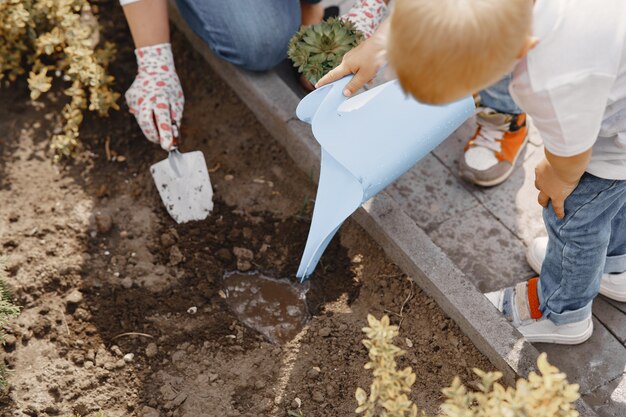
[584,373,626,417]
[606,298,626,316]
[535,317,626,396]
[386,154,479,231]
[594,297,626,344]
[474,143,547,246]
[428,205,534,292]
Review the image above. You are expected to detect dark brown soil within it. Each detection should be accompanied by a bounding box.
[0,4,493,417]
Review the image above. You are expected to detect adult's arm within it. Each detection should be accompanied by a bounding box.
[121,0,170,48]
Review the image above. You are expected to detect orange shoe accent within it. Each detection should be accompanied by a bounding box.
[496,114,528,163]
[527,277,543,320]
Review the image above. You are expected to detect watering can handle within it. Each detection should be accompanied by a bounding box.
[296,75,354,124]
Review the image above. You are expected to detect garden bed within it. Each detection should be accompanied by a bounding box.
[0,8,492,417]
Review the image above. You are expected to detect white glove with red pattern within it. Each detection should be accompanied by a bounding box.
[342,0,389,39]
[125,43,184,151]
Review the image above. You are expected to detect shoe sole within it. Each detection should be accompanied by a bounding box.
[461,135,529,188]
[523,318,594,345]
[599,285,626,302]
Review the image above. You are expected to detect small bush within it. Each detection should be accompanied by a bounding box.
[0,0,119,160]
[356,314,580,417]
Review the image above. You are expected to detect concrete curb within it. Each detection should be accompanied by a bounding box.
[169,6,596,415]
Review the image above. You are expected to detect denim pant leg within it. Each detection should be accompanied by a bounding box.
[539,173,626,325]
[175,0,301,71]
[479,74,522,115]
[605,204,626,274]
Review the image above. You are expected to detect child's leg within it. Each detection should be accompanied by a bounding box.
[539,174,626,325]
[605,204,626,274]
[478,74,522,115]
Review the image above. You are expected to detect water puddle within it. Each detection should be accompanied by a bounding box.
[222,272,310,344]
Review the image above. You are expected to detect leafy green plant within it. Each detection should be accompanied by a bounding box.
[288,17,364,85]
[356,315,580,417]
[0,0,120,160]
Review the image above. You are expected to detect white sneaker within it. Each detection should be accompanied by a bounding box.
[485,279,593,345]
[527,236,626,302]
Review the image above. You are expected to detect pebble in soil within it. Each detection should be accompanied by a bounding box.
[222,272,310,344]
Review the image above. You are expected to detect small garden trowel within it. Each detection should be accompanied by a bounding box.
[150,130,213,224]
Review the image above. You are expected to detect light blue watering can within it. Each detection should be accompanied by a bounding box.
[295,76,475,281]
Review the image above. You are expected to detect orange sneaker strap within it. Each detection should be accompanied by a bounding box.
[527,277,543,320]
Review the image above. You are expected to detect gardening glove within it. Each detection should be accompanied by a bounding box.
[342,0,389,39]
[125,43,184,151]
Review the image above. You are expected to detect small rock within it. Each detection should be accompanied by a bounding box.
[216,248,232,262]
[2,334,16,352]
[255,380,265,390]
[145,343,158,358]
[140,406,160,417]
[111,345,123,357]
[224,174,234,181]
[187,306,197,315]
[312,390,325,403]
[208,372,218,382]
[66,289,83,305]
[291,398,302,409]
[121,277,133,289]
[338,324,348,332]
[160,233,176,248]
[95,214,113,234]
[233,247,253,261]
[405,338,413,348]
[115,359,126,369]
[171,350,185,363]
[160,384,178,401]
[319,327,332,337]
[167,392,187,409]
[169,245,184,266]
[123,353,135,363]
[237,260,252,272]
[307,366,321,379]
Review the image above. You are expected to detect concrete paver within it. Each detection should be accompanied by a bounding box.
[594,297,626,344]
[387,154,479,231]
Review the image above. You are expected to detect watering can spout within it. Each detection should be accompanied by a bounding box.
[295,76,475,281]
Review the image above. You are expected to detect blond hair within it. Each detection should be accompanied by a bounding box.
[387,0,533,104]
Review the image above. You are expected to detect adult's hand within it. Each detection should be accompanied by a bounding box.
[315,20,389,97]
[125,43,184,151]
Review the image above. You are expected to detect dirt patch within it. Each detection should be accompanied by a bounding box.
[0,5,493,417]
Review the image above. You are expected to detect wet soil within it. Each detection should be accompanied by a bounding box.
[0,4,493,417]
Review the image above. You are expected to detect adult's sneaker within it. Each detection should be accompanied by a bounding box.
[527,236,626,302]
[460,108,528,187]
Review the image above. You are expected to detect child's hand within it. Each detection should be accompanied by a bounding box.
[315,21,388,96]
[534,159,579,220]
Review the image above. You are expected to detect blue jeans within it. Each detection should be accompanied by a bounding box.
[176,0,302,71]
[539,173,626,325]
[480,74,522,114]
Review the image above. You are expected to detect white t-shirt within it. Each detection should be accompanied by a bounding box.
[509,0,626,180]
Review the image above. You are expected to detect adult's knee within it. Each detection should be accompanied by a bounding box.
[177,0,300,72]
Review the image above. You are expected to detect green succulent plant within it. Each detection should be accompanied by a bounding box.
[288,17,364,85]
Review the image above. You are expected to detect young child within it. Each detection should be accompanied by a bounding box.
[386,0,626,344]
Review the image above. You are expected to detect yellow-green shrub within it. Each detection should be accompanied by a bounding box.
[0,0,119,160]
[356,315,580,417]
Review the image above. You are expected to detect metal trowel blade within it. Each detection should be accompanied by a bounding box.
[150,149,214,224]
